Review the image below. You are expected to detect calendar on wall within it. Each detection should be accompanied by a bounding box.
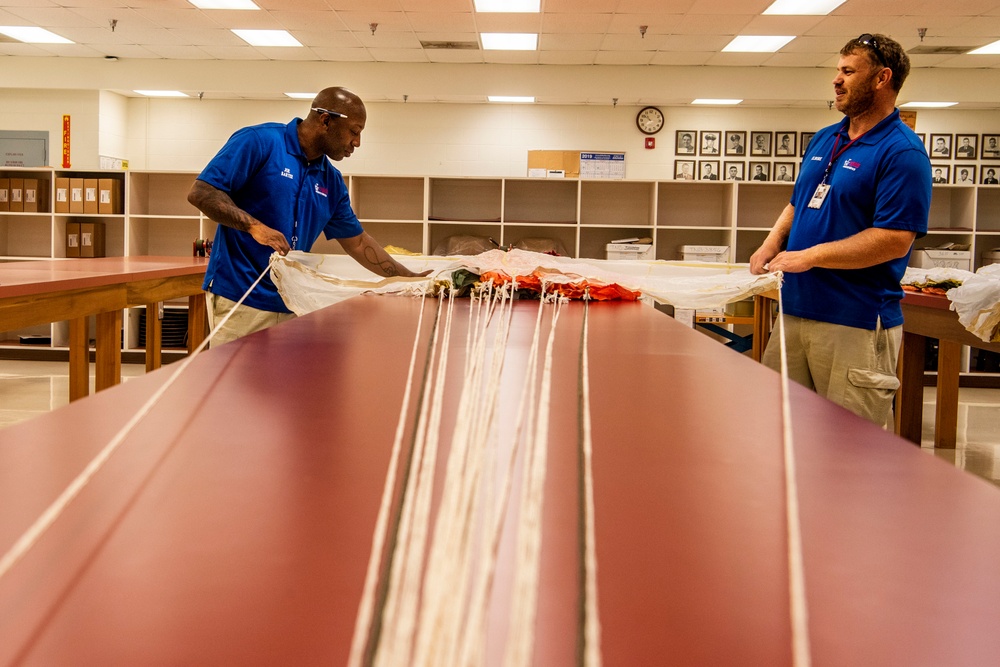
[580,152,626,179]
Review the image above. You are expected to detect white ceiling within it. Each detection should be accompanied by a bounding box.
[3,0,1000,106]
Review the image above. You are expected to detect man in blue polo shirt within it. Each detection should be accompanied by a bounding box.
[749,34,931,427]
[188,87,427,346]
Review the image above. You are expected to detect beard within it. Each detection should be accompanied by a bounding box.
[835,72,879,117]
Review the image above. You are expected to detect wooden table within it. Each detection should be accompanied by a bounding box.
[896,291,1000,448]
[1,296,998,666]
[0,256,208,401]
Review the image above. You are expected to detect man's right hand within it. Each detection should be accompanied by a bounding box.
[249,221,291,255]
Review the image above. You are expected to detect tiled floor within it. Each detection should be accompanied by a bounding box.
[1,359,999,488]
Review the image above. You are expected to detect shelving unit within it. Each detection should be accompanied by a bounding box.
[5,167,1000,364]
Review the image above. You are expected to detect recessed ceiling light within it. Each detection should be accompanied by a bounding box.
[899,101,958,108]
[722,36,795,53]
[134,90,189,97]
[474,0,540,11]
[481,33,538,51]
[285,92,316,99]
[969,39,1000,55]
[188,0,259,8]
[763,0,846,15]
[0,26,73,44]
[692,99,743,105]
[232,29,302,47]
[488,96,535,103]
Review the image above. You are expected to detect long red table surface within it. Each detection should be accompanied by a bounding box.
[1,296,999,666]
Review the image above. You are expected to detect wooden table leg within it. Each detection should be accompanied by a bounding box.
[68,316,90,402]
[935,339,962,449]
[95,309,122,393]
[146,303,162,372]
[752,294,773,363]
[188,292,207,353]
[896,331,926,445]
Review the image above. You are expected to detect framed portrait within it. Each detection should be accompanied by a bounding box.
[723,161,745,181]
[725,130,747,156]
[916,133,927,154]
[773,162,796,183]
[929,133,952,158]
[698,160,721,181]
[675,130,697,155]
[982,134,1000,159]
[981,165,1000,185]
[750,131,772,157]
[930,164,950,185]
[774,132,797,157]
[748,161,771,182]
[955,133,978,160]
[954,165,976,185]
[800,131,816,157]
[674,159,696,180]
[699,130,721,156]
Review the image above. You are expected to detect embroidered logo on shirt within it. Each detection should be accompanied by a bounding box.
[811,156,823,161]
[314,184,328,197]
[842,158,861,171]
[281,167,294,180]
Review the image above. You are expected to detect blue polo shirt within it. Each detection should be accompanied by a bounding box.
[784,110,930,330]
[197,119,364,312]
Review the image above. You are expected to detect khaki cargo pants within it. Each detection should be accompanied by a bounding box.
[762,314,901,429]
[206,292,296,348]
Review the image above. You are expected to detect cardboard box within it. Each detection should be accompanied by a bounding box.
[0,178,8,212]
[984,249,1000,266]
[83,178,99,214]
[680,244,729,262]
[80,221,106,257]
[606,242,654,260]
[98,178,121,214]
[69,178,84,213]
[23,178,46,212]
[54,177,70,213]
[8,178,23,212]
[66,221,81,258]
[911,249,972,271]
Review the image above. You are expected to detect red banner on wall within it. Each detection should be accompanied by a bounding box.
[62,115,71,168]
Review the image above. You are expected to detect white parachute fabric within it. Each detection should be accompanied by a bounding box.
[945,264,1000,343]
[270,249,782,316]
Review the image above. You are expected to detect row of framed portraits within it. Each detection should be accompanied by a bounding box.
[675,130,813,158]
[674,160,797,182]
[676,130,1000,162]
[920,133,1000,160]
[931,164,1000,185]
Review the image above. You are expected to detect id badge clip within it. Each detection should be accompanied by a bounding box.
[808,183,830,209]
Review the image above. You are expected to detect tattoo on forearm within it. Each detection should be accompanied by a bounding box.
[364,245,399,276]
[200,188,256,232]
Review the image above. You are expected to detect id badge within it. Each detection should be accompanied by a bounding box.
[808,183,830,209]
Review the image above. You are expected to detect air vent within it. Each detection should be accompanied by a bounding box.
[908,45,972,55]
[420,40,479,50]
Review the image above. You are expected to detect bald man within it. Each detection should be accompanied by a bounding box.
[189,87,427,346]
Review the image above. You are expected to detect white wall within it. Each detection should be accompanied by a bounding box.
[3,89,1000,178]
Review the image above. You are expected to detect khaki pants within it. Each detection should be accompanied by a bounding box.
[762,314,901,428]
[206,292,296,348]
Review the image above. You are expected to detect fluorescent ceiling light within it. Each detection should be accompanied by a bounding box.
[188,0,259,8]
[488,96,535,103]
[899,101,958,108]
[692,98,743,105]
[481,33,538,50]
[134,90,189,97]
[722,35,795,53]
[285,92,316,99]
[0,26,72,44]
[763,0,846,15]
[969,39,1000,55]
[474,0,540,11]
[232,29,302,47]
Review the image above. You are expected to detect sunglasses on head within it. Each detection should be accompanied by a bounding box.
[856,33,886,67]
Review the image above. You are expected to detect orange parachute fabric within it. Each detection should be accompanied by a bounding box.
[479,269,641,301]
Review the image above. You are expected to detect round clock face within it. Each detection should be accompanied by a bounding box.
[636,106,664,135]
